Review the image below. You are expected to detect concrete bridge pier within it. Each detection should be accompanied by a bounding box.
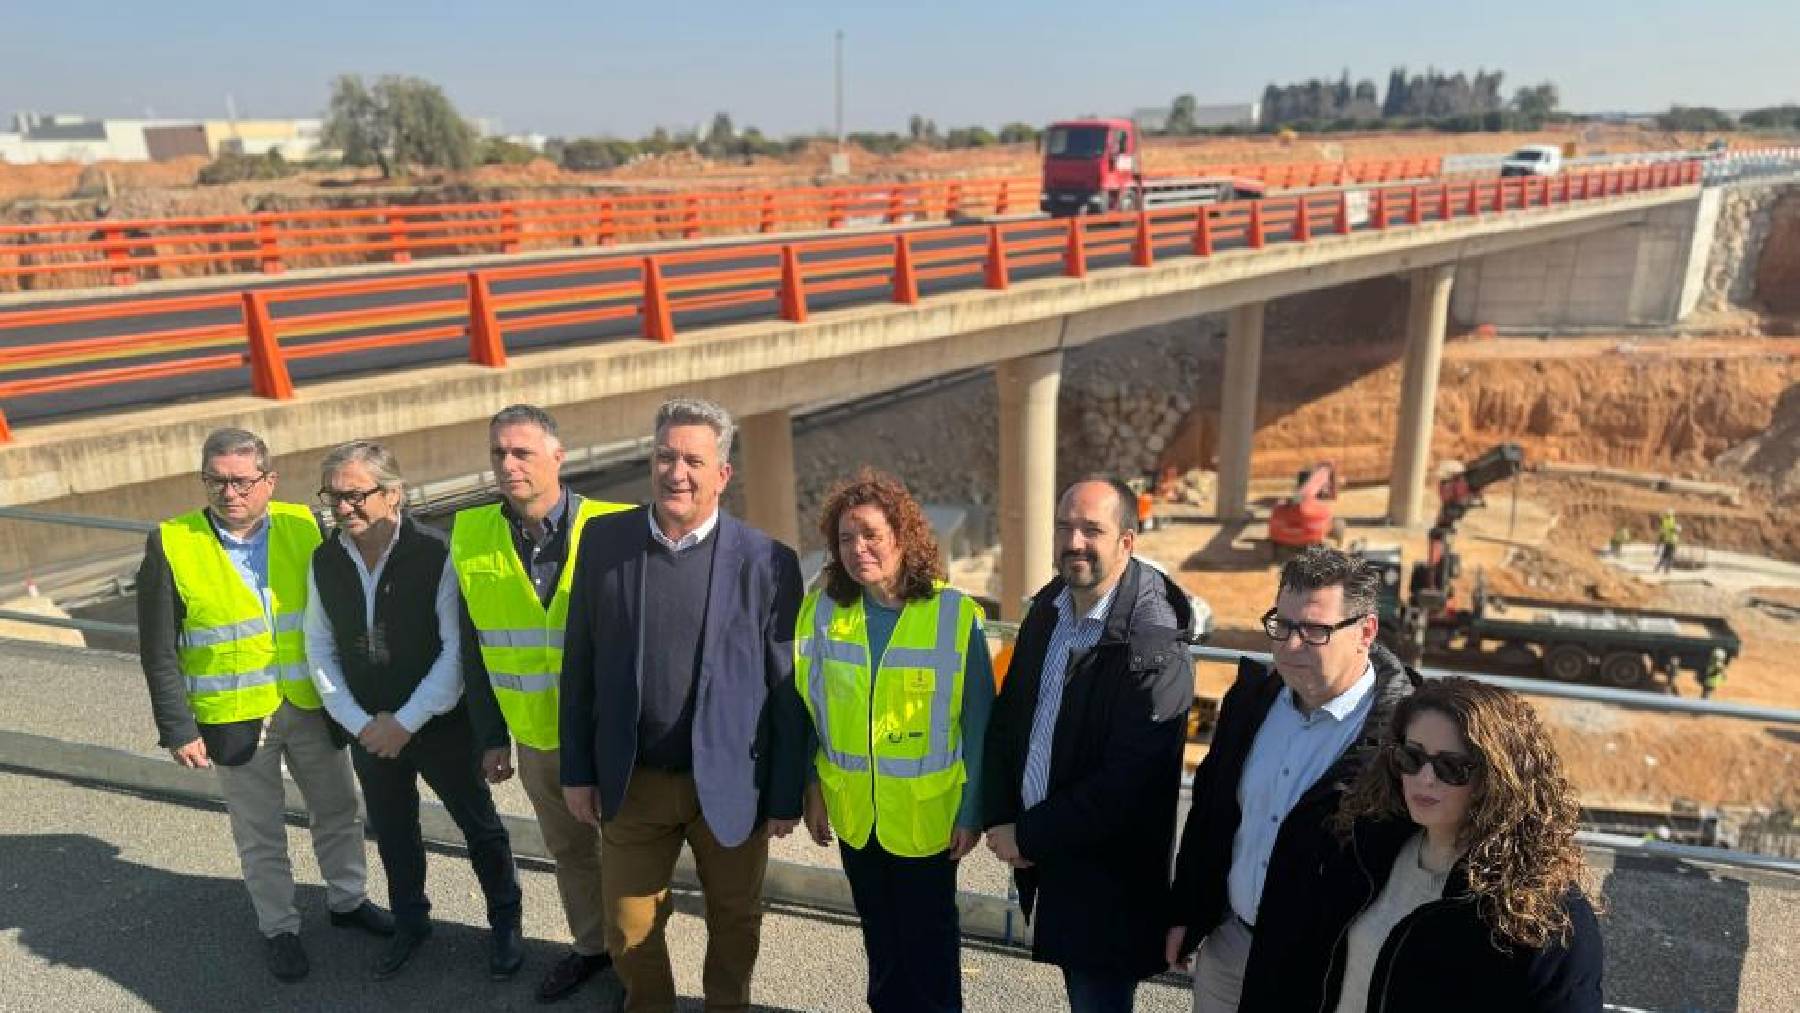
[1213,302,1266,521]
[996,350,1062,621]
[739,408,801,550]
[1388,264,1457,527]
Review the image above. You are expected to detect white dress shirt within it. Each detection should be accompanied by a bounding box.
[303,522,464,736]
[648,506,719,553]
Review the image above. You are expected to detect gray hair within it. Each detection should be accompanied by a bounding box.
[319,439,405,492]
[490,403,561,448]
[200,428,271,473]
[1278,545,1380,620]
[654,397,735,460]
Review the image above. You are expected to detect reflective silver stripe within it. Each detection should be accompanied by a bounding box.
[488,670,558,693]
[879,591,965,777]
[477,627,564,650]
[184,665,285,694]
[272,613,305,635]
[804,602,871,773]
[179,616,270,649]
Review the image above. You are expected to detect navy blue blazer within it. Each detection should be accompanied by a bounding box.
[558,506,806,848]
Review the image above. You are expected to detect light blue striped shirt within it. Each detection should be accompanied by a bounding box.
[1020,583,1120,808]
[1227,662,1376,925]
[212,511,272,622]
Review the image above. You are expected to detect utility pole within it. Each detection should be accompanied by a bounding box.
[831,29,848,176]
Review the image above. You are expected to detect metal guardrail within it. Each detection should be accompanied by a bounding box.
[0,505,156,534]
[0,609,134,636]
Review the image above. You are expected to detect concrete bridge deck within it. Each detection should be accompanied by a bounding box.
[1,636,1794,1012]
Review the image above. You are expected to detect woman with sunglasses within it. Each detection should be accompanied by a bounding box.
[1265,676,1603,1013]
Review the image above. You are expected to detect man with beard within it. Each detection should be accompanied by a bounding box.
[983,476,1196,1012]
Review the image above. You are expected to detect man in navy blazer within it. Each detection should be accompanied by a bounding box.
[560,397,805,1013]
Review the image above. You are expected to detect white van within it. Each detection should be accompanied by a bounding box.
[1500,144,1563,177]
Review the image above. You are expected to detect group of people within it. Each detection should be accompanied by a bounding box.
[140,394,1604,1012]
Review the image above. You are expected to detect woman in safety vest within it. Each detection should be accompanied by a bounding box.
[795,468,993,1013]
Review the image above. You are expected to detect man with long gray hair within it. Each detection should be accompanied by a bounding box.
[304,440,524,982]
[560,397,808,1013]
[137,428,391,983]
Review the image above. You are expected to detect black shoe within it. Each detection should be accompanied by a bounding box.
[490,923,525,981]
[265,932,310,982]
[373,927,430,981]
[536,950,613,1003]
[329,900,396,937]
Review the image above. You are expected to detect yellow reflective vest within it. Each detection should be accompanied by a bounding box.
[160,502,322,724]
[450,496,631,750]
[794,584,982,857]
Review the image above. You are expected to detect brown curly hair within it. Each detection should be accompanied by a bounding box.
[1335,677,1596,950]
[817,468,944,606]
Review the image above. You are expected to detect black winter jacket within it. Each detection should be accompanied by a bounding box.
[1250,815,1604,1013]
[982,559,1196,980]
[1167,640,1421,988]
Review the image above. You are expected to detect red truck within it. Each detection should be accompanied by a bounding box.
[1039,117,1267,217]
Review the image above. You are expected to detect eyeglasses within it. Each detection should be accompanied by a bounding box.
[1390,742,1481,787]
[201,472,268,496]
[1260,608,1368,646]
[317,486,384,509]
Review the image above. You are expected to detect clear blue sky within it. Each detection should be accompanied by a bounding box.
[4,1,1794,137]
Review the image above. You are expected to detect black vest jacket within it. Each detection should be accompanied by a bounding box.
[312,515,449,718]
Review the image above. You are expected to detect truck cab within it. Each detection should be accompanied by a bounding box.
[1499,144,1563,177]
[1041,118,1141,216]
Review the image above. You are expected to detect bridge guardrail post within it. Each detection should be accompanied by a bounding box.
[1132,212,1154,267]
[0,407,11,443]
[1371,189,1388,231]
[1248,200,1266,249]
[1335,191,1352,234]
[779,245,809,322]
[1437,183,1451,221]
[467,272,507,367]
[242,291,295,400]
[499,204,523,253]
[892,234,920,303]
[681,195,701,240]
[1408,186,1423,225]
[944,182,962,221]
[995,181,1012,217]
[102,227,134,287]
[1065,219,1088,278]
[641,256,675,342]
[255,216,284,275]
[1293,197,1311,243]
[381,213,412,264]
[1194,207,1215,255]
[984,225,1010,289]
[598,198,618,245]
[759,193,777,234]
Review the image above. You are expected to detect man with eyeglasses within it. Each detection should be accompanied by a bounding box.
[1165,545,1421,1013]
[136,428,392,984]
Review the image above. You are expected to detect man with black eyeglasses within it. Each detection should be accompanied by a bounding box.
[1165,545,1421,1013]
[136,428,392,985]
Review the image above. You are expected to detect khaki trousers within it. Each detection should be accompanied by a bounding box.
[1191,915,1254,1013]
[517,742,608,955]
[213,700,367,937]
[601,768,768,1013]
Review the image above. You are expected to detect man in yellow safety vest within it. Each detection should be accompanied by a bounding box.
[137,428,391,983]
[454,404,631,1004]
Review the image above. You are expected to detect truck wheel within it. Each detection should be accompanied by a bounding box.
[1598,651,1650,689]
[1542,643,1592,682]
[1496,641,1537,670]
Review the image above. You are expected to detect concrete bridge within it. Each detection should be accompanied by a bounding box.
[0,171,1723,618]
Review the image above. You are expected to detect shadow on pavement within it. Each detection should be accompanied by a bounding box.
[0,833,805,1012]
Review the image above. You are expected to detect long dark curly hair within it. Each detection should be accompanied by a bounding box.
[817,468,944,606]
[1335,677,1595,949]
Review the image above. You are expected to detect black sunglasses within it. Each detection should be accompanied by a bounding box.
[318,486,384,509]
[1390,741,1481,787]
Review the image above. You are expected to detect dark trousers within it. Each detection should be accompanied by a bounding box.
[1062,965,1139,1013]
[838,836,962,1013]
[350,706,521,935]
